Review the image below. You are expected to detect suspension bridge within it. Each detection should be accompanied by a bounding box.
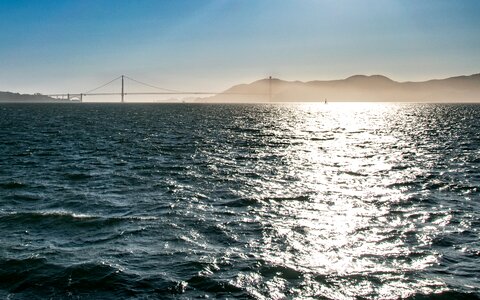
[47,75,272,102]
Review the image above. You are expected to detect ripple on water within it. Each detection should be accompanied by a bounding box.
[0,103,479,299]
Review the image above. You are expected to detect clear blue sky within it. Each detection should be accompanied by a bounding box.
[0,0,479,94]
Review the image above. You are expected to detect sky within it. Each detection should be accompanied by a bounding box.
[0,0,479,95]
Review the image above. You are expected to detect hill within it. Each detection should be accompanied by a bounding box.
[0,91,66,102]
[204,73,480,102]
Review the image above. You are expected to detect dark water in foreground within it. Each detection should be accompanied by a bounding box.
[0,103,479,299]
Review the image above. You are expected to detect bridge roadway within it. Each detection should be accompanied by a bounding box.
[46,75,271,102]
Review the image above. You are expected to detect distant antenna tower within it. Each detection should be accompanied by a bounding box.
[269,76,272,102]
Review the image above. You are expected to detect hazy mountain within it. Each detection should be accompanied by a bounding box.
[205,73,480,102]
[0,91,66,102]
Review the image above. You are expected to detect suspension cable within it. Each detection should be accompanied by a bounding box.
[124,75,183,93]
[83,76,122,94]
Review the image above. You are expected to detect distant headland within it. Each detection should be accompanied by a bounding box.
[0,91,69,103]
[205,73,480,103]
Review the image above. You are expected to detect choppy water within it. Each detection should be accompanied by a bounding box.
[0,103,479,299]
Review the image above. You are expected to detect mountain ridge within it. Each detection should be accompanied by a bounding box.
[205,73,480,102]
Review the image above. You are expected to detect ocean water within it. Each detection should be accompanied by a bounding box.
[0,103,479,299]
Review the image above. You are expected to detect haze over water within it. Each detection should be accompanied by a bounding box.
[0,103,479,299]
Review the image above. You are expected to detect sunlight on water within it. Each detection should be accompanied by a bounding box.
[226,103,450,298]
[0,103,479,299]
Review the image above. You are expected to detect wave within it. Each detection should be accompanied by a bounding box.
[221,198,262,207]
[10,193,43,201]
[405,290,480,300]
[63,172,93,181]
[0,257,254,298]
[0,181,27,189]
[0,257,187,298]
[187,275,246,296]
[0,211,158,228]
[264,195,310,202]
[220,195,310,207]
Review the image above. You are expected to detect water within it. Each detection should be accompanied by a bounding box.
[0,103,479,299]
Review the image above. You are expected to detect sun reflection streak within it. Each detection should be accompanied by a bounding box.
[237,103,449,298]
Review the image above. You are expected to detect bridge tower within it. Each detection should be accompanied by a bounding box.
[121,75,125,103]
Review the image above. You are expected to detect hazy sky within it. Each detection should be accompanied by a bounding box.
[1,0,479,94]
